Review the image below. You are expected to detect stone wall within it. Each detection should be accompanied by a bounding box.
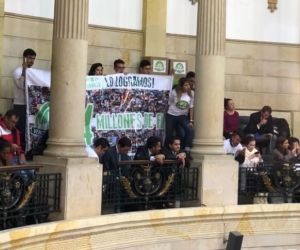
[2,14,300,136]
[0,13,143,113]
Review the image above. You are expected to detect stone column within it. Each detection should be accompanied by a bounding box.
[142,0,167,57]
[35,0,102,220]
[44,0,88,157]
[192,0,239,206]
[192,0,226,155]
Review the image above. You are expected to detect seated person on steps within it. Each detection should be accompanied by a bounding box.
[0,138,12,166]
[243,106,276,153]
[0,109,25,165]
[273,136,300,163]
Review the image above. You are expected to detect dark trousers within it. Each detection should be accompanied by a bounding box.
[164,114,194,149]
[13,104,26,151]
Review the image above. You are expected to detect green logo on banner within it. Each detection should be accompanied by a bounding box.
[84,103,93,146]
[35,102,50,128]
[175,63,184,74]
[154,61,165,72]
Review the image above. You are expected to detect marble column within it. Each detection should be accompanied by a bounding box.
[192,0,226,156]
[44,0,88,157]
[192,0,239,206]
[35,0,102,220]
[142,0,167,57]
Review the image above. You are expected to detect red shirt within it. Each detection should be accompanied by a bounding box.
[223,110,239,134]
[0,117,23,159]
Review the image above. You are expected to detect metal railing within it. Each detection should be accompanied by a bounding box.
[102,160,199,213]
[0,165,61,230]
[238,162,300,204]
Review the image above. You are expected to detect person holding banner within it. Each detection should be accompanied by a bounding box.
[88,63,103,76]
[139,60,151,75]
[165,78,194,161]
[13,48,37,151]
[114,59,126,74]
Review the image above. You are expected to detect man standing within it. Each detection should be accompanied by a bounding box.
[114,59,126,74]
[243,106,276,152]
[139,60,151,74]
[13,48,36,150]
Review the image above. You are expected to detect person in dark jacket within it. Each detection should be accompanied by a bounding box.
[160,136,190,168]
[243,106,276,152]
[102,137,131,171]
[134,136,165,164]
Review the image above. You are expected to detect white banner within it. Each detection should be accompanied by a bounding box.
[25,69,173,155]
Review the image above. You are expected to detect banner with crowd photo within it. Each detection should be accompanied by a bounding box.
[25,69,173,156]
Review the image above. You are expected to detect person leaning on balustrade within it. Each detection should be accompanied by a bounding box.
[160,136,190,168]
[273,136,300,163]
[223,98,239,139]
[134,136,165,164]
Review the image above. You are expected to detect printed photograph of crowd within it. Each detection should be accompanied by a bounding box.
[28,86,50,115]
[86,88,170,156]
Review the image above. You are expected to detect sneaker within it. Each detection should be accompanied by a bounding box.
[186,151,193,161]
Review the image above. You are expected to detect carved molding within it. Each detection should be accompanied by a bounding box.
[268,0,278,12]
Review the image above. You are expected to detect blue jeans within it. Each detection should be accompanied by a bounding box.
[164,114,194,149]
[13,155,35,185]
[175,125,185,150]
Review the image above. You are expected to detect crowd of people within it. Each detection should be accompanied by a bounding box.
[223,103,299,167]
[0,48,196,171]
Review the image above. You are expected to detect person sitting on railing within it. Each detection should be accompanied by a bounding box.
[134,136,165,164]
[160,136,190,168]
[102,137,131,171]
[0,109,25,165]
[0,138,12,166]
[164,77,194,161]
[85,138,110,163]
[273,136,299,163]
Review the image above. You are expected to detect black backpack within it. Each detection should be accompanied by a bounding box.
[272,118,290,139]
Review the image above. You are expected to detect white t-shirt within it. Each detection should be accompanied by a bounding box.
[13,67,26,105]
[85,146,98,158]
[167,90,194,116]
[223,139,243,155]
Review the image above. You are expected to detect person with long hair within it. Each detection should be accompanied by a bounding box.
[88,63,103,76]
[223,98,239,139]
[165,77,194,160]
[241,135,262,167]
[273,136,299,163]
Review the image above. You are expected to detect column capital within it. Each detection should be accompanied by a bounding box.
[53,0,89,40]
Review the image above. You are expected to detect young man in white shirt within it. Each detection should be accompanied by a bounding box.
[13,48,36,150]
[85,138,110,163]
[223,130,243,155]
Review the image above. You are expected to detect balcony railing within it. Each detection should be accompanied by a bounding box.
[238,162,300,204]
[0,165,61,230]
[102,160,199,213]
